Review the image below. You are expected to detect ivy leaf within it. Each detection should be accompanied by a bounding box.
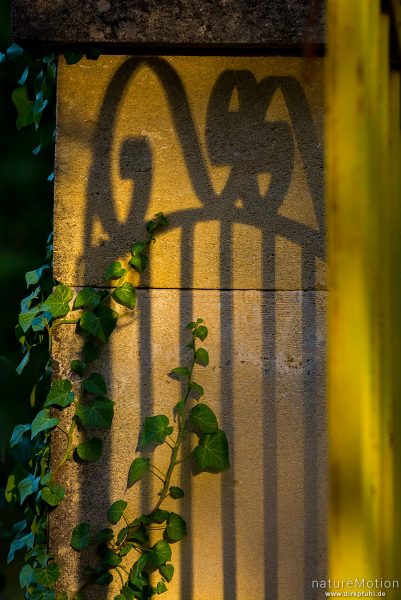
[119,543,134,557]
[10,423,31,447]
[31,409,59,440]
[112,283,137,309]
[19,564,33,588]
[19,309,40,333]
[131,241,146,256]
[32,311,52,331]
[64,51,84,65]
[41,285,73,318]
[18,474,40,504]
[116,586,135,599]
[93,528,114,543]
[189,404,218,434]
[29,588,56,600]
[102,548,122,568]
[71,523,91,551]
[170,367,190,378]
[57,593,68,600]
[129,254,148,273]
[156,580,168,594]
[75,397,114,429]
[7,532,34,563]
[44,379,74,408]
[149,509,169,524]
[193,430,230,473]
[83,341,101,364]
[159,563,174,583]
[164,512,187,542]
[70,359,85,377]
[32,562,60,587]
[169,486,184,500]
[140,415,174,447]
[95,571,113,585]
[83,372,107,395]
[107,500,127,525]
[80,305,118,343]
[194,325,208,341]
[74,287,101,310]
[194,348,209,367]
[127,457,150,487]
[41,482,66,506]
[12,85,34,128]
[146,540,171,569]
[190,382,204,398]
[104,261,126,280]
[186,318,204,330]
[16,350,31,375]
[77,437,103,461]
[25,265,50,287]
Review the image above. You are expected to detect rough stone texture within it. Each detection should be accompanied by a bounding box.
[50,289,327,600]
[12,0,325,47]
[51,53,327,599]
[54,55,325,290]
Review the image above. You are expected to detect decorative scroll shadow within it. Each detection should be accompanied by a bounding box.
[84,56,325,600]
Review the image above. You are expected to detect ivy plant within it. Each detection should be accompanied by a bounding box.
[70,319,229,599]
[7,213,174,599]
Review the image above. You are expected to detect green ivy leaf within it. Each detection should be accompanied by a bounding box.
[116,586,135,599]
[31,409,59,440]
[83,372,107,395]
[104,261,126,280]
[193,430,230,473]
[131,241,146,256]
[18,475,40,504]
[170,367,190,378]
[71,522,91,551]
[189,403,218,434]
[74,287,101,310]
[194,348,209,367]
[41,285,73,318]
[194,325,208,341]
[112,282,137,309]
[83,341,101,364]
[12,85,34,128]
[7,531,34,563]
[80,305,118,343]
[25,265,50,287]
[29,588,56,600]
[44,379,74,408]
[77,437,103,461]
[19,564,33,588]
[140,415,174,446]
[41,482,66,506]
[102,548,122,568]
[19,309,41,333]
[190,382,204,398]
[95,571,113,585]
[119,543,134,557]
[146,540,171,569]
[169,486,184,500]
[164,512,187,542]
[93,528,114,543]
[128,457,150,487]
[159,563,174,583]
[149,509,169,524]
[64,51,84,65]
[75,397,114,429]
[57,593,68,600]
[186,318,204,330]
[32,562,60,587]
[10,423,31,447]
[129,254,148,273]
[70,359,85,377]
[156,580,168,594]
[107,500,127,524]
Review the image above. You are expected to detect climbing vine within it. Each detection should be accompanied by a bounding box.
[2,43,230,599]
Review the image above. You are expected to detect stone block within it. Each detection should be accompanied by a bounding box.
[50,289,327,599]
[54,55,325,290]
[12,1,325,48]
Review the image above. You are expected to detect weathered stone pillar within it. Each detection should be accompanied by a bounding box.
[13,3,327,599]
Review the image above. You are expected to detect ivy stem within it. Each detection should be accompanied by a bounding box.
[52,318,79,328]
[150,464,166,478]
[53,419,76,475]
[153,344,196,511]
[149,469,165,484]
[55,424,69,437]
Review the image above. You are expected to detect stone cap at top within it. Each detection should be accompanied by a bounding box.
[12,0,325,48]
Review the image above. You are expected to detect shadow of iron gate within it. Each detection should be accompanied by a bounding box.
[84,56,325,600]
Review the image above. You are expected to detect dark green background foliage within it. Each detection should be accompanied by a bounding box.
[0,3,53,598]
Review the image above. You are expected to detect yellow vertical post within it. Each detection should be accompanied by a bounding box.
[326,0,384,587]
